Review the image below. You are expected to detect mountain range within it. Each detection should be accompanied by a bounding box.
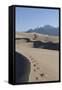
[26,25,59,36]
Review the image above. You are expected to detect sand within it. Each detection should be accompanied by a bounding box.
[16,32,59,82]
[16,32,59,43]
[16,41,59,82]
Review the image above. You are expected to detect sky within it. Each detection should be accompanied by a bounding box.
[16,7,59,32]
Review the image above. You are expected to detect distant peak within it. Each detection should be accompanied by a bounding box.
[44,25,54,28]
[26,25,59,36]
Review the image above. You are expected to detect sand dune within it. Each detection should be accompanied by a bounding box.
[16,32,59,43]
[15,32,59,82]
[16,52,31,83]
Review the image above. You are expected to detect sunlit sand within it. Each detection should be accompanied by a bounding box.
[16,32,59,82]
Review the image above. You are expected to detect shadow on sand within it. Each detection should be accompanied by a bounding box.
[16,52,31,83]
[33,41,59,50]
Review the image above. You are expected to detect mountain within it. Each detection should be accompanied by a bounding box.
[26,25,59,36]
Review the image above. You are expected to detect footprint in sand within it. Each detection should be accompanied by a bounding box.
[31,59,33,61]
[36,77,39,80]
[29,56,33,59]
[29,57,38,64]
[40,73,44,77]
[32,60,36,63]
[33,69,36,72]
[29,56,35,60]
[30,57,34,61]
[33,64,36,67]
[29,56,32,58]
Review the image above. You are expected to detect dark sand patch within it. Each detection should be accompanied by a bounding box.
[33,64,36,67]
[40,73,44,77]
[36,77,39,80]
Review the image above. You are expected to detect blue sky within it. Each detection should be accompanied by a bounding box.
[16,7,59,32]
